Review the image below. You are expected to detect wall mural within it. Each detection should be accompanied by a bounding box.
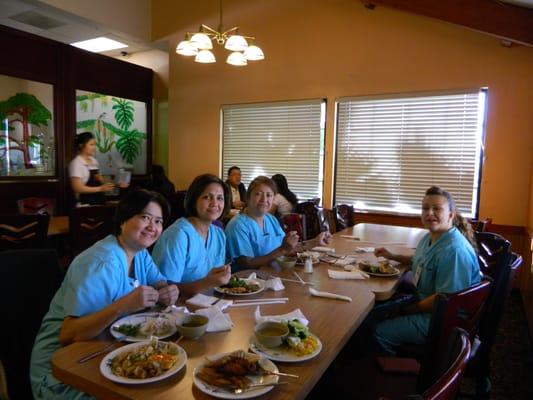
[76,90,147,175]
[0,75,55,177]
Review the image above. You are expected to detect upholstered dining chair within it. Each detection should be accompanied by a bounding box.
[295,201,321,240]
[320,208,337,234]
[0,249,64,400]
[334,204,355,231]
[69,204,116,257]
[280,213,306,241]
[0,214,50,251]
[16,197,55,216]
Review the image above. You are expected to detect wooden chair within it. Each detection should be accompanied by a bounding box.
[280,213,306,241]
[295,201,321,239]
[69,205,116,257]
[0,214,50,251]
[334,204,355,231]
[16,197,55,216]
[168,190,187,227]
[468,234,522,397]
[0,249,64,400]
[320,208,337,234]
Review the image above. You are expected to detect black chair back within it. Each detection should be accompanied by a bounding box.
[0,214,50,251]
[17,197,55,216]
[418,279,492,392]
[334,204,355,231]
[69,205,116,257]
[0,249,64,400]
[168,190,187,227]
[295,201,321,239]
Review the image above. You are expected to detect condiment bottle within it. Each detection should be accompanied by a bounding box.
[304,257,313,274]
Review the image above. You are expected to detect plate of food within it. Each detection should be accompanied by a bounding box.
[250,319,322,362]
[110,313,177,342]
[100,339,187,384]
[193,350,279,399]
[358,261,400,277]
[215,276,266,296]
[295,251,320,265]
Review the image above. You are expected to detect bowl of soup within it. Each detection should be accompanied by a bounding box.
[254,321,289,348]
[176,314,209,339]
[276,256,297,269]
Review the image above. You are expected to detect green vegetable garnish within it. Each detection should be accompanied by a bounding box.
[113,323,141,337]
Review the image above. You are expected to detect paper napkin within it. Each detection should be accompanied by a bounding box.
[254,306,309,326]
[328,269,368,280]
[309,287,352,302]
[196,306,233,332]
[311,246,336,253]
[247,272,285,291]
[186,293,218,308]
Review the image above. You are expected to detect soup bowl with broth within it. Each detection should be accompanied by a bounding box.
[254,321,289,348]
[176,314,209,339]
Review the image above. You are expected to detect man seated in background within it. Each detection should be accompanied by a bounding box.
[226,166,246,209]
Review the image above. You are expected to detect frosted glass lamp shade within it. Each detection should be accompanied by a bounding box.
[243,45,264,60]
[226,51,247,66]
[225,35,248,51]
[195,49,216,63]
[176,40,198,56]
[190,32,213,50]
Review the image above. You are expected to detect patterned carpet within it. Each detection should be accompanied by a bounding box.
[460,289,533,400]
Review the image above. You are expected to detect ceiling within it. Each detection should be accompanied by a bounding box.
[0,0,156,56]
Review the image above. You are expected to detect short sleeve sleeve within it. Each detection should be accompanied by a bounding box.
[137,250,167,285]
[434,249,475,294]
[69,157,84,178]
[226,219,255,260]
[152,229,189,283]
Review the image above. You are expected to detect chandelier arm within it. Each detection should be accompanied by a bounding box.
[221,26,239,36]
[200,24,219,35]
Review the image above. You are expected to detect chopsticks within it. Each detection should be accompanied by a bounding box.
[230,298,288,307]
[278,277,315,286]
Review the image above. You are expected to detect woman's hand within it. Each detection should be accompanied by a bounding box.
[100,182,115,192]
[121,285,160,313]
[281,231,299,253]
[205,265,232,287]
[316,231,332,246]
[157,284,179,306]
[374,247,393,259]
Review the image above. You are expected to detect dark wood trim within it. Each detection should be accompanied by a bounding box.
[0,25,153,215]
[360,0,533,46]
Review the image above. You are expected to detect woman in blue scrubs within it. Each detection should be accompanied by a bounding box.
[372,186,480,354]
[225,175,331,270]
[30,190,179,400]
[152,174,232,295]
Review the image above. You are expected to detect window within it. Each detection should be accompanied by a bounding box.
[222,100,325,202]
[335,90,486,218]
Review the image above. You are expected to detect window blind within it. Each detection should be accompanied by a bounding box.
[335,90,485,217]
[222,100,325,202]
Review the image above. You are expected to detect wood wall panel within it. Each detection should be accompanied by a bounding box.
[0,25,153,215]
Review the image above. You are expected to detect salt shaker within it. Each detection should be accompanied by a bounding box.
[304,257,313,274]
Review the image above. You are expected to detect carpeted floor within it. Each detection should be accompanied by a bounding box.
[460,289,533,400]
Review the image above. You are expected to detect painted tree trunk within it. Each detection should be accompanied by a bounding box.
[20,108,33,168]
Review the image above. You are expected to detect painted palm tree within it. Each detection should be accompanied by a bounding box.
[0,93,52,168]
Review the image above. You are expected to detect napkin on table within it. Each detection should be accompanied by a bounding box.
[354,247,375,253]
[196,306,233,332]
[328,269,368,280]
[254,306,309,326]
[309,287,352,302]
[311,246,335,253]
[186,293,218,308]
[246,272,285,291]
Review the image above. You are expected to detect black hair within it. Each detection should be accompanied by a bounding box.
[246,176,277,200]
[227,166,241,177]
[75,132,95,152]
[424,186,476,250]
[184,174,230,219]
[271,174,298,207]
[113,189,170,236]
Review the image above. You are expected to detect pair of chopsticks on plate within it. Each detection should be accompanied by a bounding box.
[230,297,289,308]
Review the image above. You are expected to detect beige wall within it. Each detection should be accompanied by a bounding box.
[153,0,533,226]
[39,0,151,41]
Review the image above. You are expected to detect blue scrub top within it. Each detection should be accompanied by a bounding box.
[225,213,285,263]
[152,217,226,283]
[412,226,481,300]
[30,235,166,399]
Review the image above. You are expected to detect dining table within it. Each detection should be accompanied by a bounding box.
[48,215,69,236]
[51,223,427,400]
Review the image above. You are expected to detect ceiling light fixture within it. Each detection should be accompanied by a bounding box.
[176,0,264,66]
[71,37,127,53]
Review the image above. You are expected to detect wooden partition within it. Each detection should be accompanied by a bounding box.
[0,25,153,215]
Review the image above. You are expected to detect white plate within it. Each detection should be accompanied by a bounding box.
[214,278,266,296]
[110,313,177,342]
[358,264,401,277]
[193,352,278,399]
[100,340,187,384]
[249,333,322,362]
